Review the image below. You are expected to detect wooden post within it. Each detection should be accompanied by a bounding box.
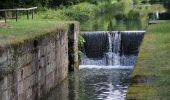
[4,11,7,23]
[27,10,29,19]
[16,10,18,22]
[32,9,34,19]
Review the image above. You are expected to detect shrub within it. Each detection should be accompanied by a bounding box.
[65,2,99,22]
[36,2,98,23]
[36,8,70,20]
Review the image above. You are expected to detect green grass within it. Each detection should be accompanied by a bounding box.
[127,21,170,100]
[0,2,97,44]
[0,19,68,47]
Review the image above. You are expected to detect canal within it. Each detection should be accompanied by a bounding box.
[45,1,167,100]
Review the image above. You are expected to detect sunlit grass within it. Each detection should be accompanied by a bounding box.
[0,19,68,46]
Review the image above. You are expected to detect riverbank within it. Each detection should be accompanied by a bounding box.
[127,21,170,100]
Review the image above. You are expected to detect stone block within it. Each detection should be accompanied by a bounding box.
[23,75,33,90]
[18,81,24,95]
[45,71,54,92]
[37,78,45,98]
[7,73,17,87]
[25,88,32,100]
[0,52,7,64]
[1,90,8,100]
[17,63,32,82]
[1,76,7,92]
[18,93,26,100]
[38,68,43,82]
[7,84,18,100]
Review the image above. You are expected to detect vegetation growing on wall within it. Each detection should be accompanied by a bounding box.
[127,21,170,100]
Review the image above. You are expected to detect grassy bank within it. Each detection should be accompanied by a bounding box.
[127,21,170,100]
[0,2,97,47]
[0,20,68,46]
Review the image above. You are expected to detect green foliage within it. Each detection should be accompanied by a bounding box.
[99,0,133,15]
[133,0,141,4]
[0,0,99,8]
[78,34,85,56]
[36,8,70,20]
[37,2,98,23]
[65,2,98,22]
[126,10,140,19]
[119,0,133,14]
[78,34,85,49]
[1,0,150,31]
[89,0,149,31]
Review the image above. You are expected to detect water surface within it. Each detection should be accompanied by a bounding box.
[46,65,132,100]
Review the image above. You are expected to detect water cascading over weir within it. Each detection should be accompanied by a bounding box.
[81,31,145,68]
[45,31,145,100]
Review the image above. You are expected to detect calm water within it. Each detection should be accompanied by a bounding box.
[45,65,132,100]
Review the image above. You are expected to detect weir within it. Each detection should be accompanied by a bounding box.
[81,31,145,67]
[45,31,145,100]
[78,31,145,100]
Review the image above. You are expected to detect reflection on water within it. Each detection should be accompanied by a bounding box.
[80,2,168,31]
[45,66,132,100]
[81,17,145,31]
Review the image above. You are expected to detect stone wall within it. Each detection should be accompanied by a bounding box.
[0,22,79,100]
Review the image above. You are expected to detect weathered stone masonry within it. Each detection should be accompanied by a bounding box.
[0,22,79,100]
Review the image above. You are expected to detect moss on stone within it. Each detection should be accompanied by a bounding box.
[127,21,170,100]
